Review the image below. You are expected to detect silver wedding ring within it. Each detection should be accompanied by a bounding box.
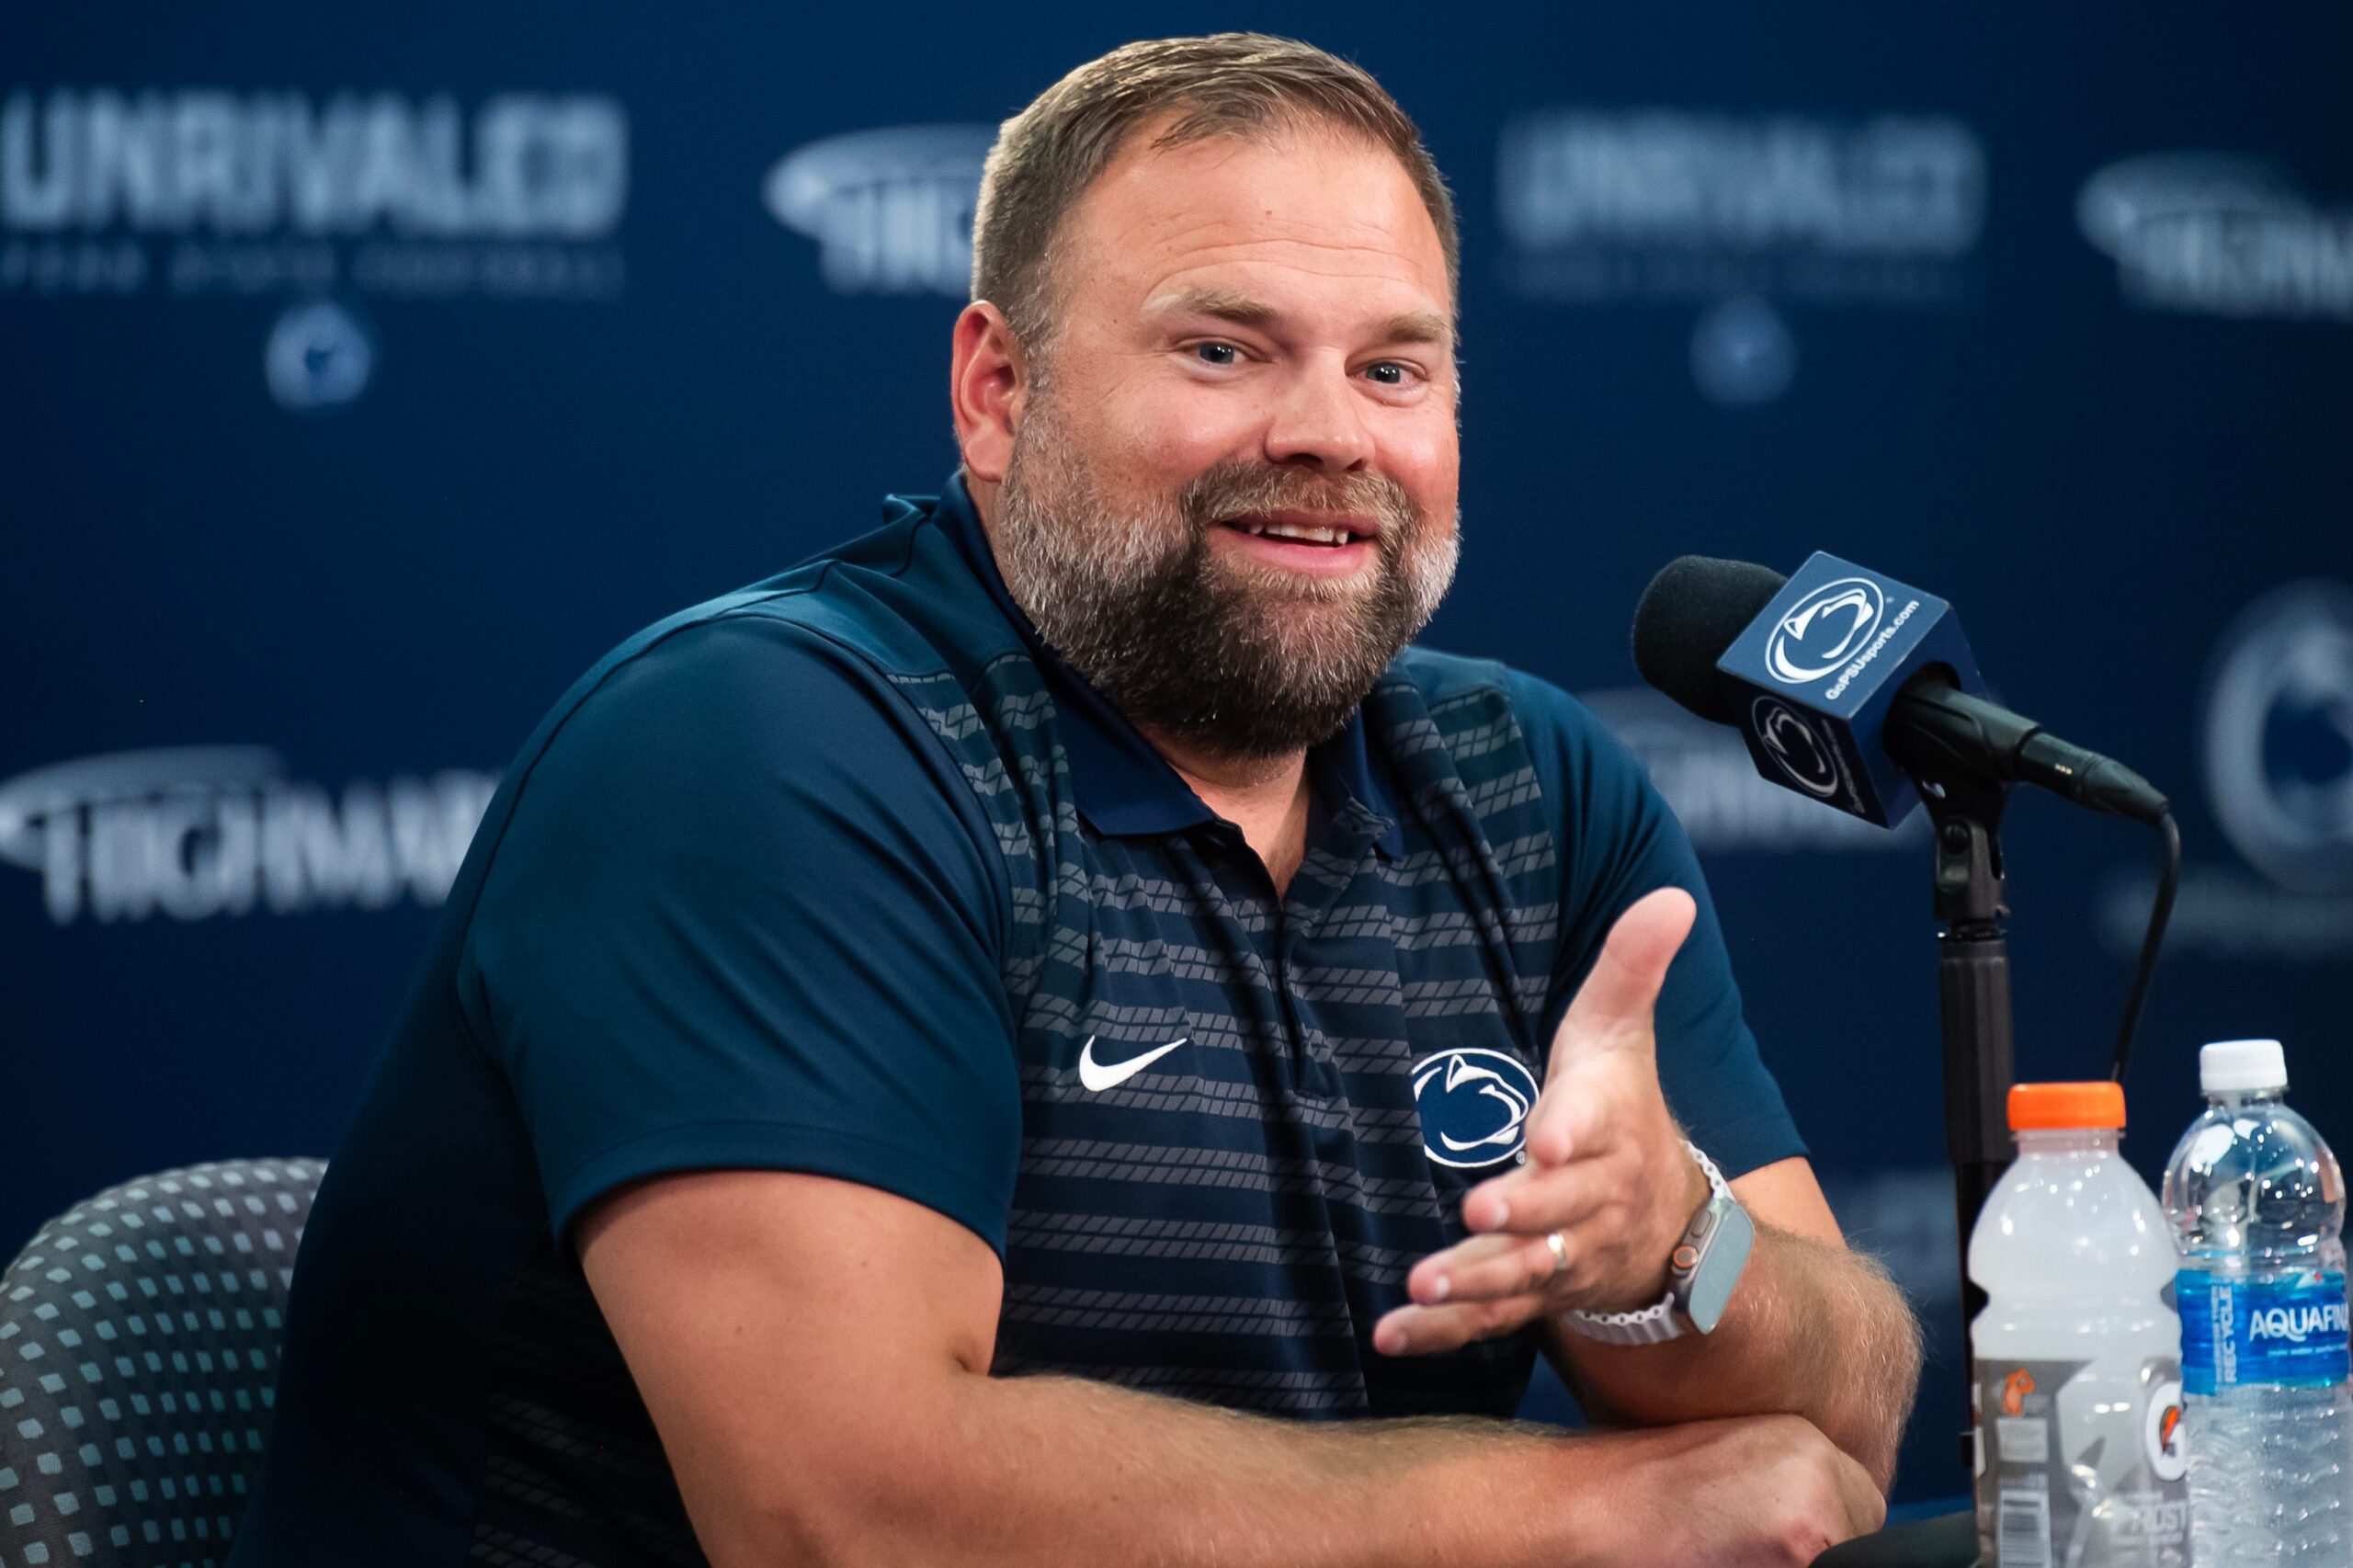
[1544,1230,1569,1278]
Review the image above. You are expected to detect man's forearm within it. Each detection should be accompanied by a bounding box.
[1549,1224,1923,1490]
[749,1365,1880,1568]
[791,1371,1608,1568]
[586,1173,1885,1566]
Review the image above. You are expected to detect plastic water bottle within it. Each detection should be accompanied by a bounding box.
[1972,1081,2190,1568]
[2162,1039,2352,1562]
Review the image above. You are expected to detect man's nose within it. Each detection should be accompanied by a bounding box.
[1261,358,1374,473]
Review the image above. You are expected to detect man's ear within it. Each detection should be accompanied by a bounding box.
[950,301,1027,484]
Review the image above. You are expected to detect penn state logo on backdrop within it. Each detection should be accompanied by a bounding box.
[1691,295,1798,409]
[265,299,374,412]
[2204,582,2353,893]
[1768,577,1886,686]
[1412,1050,1540,1169]
[2094,577,2353,962]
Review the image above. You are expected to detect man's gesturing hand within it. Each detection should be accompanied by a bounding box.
[1374,886,1710,1357]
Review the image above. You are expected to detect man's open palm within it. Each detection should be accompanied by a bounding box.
[1375,887,1709,1356]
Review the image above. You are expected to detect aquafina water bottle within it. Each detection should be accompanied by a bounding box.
[2162,1038,2352,1562]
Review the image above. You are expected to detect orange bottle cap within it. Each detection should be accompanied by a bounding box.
[2008,1081,2126,1131]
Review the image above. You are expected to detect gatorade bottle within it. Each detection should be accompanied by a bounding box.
[1971,1082,2190,1567]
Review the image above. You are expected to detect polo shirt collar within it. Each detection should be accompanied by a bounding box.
[926,473,1403,855]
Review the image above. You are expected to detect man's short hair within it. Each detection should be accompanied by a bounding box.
[972,33,1460,360]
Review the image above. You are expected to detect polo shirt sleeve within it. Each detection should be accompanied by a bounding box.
[1506,670,1808,1181]
[458,614,1022,1254]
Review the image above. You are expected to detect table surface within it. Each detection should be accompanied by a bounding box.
[1813,1510,1975,1568]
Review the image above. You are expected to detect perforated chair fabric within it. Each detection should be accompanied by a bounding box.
[0,1160,324,1568]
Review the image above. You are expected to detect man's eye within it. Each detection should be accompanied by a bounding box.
[1192,342,1241,367]
[1364,361,1413,386]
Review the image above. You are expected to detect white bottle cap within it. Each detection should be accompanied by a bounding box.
[2200,1039,2288,1094]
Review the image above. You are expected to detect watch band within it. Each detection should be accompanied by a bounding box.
[1558,1141,1735,1346]
[1683,1142,1731,1205]
[1559,1283,1684,1345]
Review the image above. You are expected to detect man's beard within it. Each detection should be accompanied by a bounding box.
[993,401,1460,763]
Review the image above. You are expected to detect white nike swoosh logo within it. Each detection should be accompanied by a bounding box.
[1076,1035,1188,1092]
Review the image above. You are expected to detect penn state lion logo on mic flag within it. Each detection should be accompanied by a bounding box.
[1767,577,1886,686]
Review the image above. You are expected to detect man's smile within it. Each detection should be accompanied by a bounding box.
[1213,508,1382,576]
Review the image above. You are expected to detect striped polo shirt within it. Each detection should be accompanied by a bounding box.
[231,475,1804,1567]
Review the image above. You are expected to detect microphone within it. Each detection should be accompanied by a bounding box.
[1632,553,2169,828]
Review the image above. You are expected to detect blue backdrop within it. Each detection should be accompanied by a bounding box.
[9,4,2352,1506]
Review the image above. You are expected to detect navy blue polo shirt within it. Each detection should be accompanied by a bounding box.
[230,476,1805,1567]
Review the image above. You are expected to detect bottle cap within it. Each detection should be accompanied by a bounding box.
[2200,1039,2288,1094]
[2008,1081,2126,1131]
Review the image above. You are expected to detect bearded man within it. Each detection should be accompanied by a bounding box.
[232,33,1921,1568]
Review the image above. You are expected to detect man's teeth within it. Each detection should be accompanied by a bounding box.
[1237,520,1352,546]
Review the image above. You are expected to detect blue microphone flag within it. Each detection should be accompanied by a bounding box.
[1713,552,1988,827]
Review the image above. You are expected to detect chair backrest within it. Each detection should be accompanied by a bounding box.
[0,1159,325,1568]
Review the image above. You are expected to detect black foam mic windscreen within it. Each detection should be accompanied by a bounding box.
[1631,555,1789,724]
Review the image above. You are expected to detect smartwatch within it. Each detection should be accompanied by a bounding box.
[1559,1142,1755,1346]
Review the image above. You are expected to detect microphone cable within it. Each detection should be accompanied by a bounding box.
[2109,811,2181,1087]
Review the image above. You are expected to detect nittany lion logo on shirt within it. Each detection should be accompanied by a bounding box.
[1412,1049,1540,1168]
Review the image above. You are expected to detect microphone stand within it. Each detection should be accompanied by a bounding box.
[1917,767,2016,1480]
